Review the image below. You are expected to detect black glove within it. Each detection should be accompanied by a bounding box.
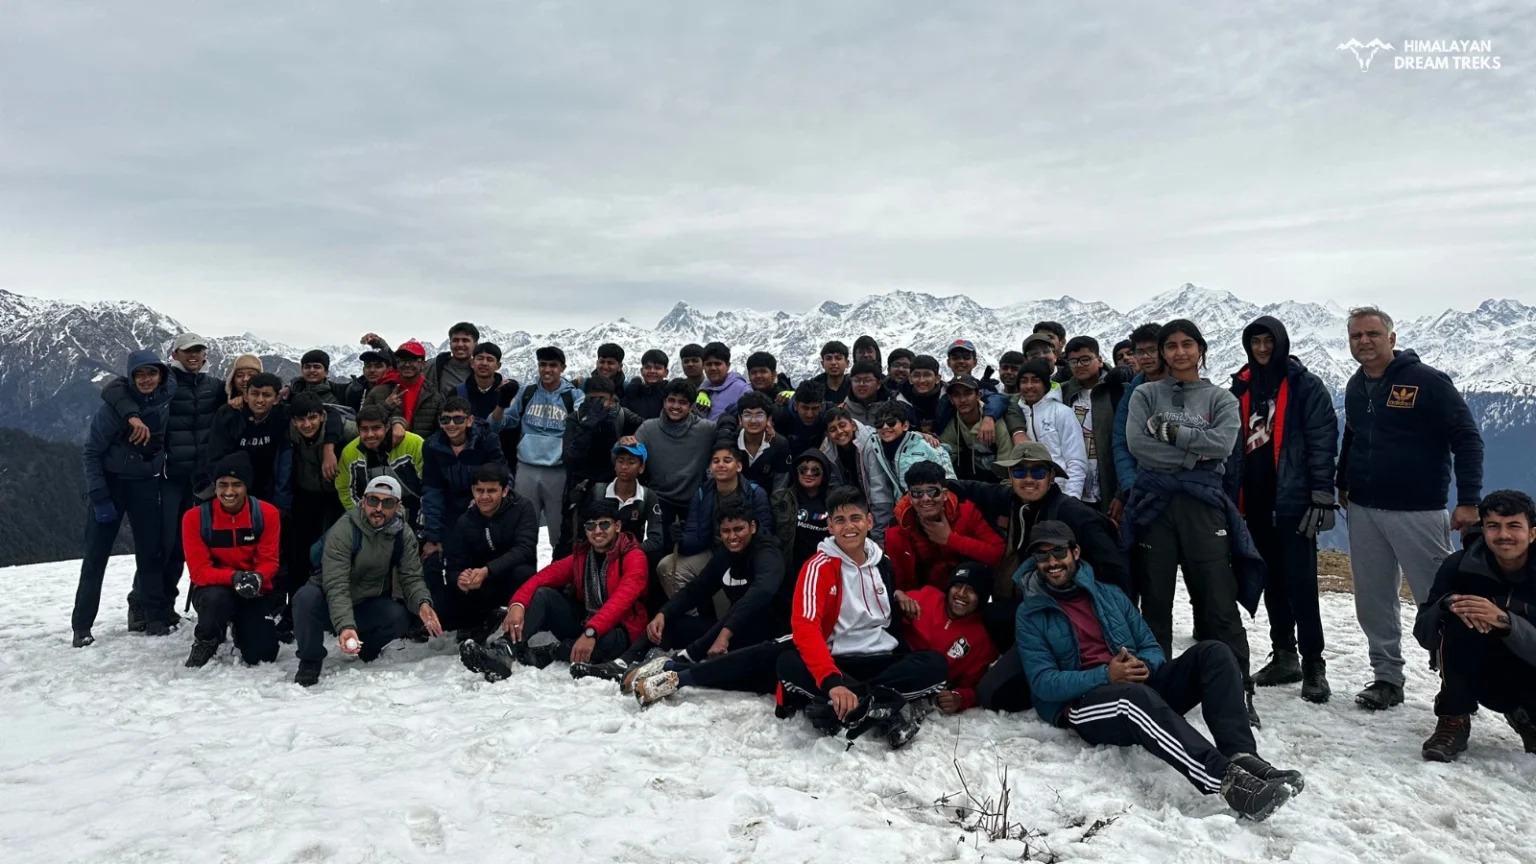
[498,382,518,408]
[232,570,263,599]
[1297,491,1337,540]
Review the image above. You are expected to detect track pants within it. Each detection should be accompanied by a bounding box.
[514,463,567,549]
[1434,616,1536,717]
[192,585,279,664]
[1246,513,1324,658]
[1347,504,1452,687]
[520,586,630,663]
[443,562,534,631]
[1064,641,1254,794]
[777,650,949,705]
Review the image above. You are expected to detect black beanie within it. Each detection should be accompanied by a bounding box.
[948,561,994,604]
[214,451,255,490]
[301,349,331,370]
[1019,358,1054,384]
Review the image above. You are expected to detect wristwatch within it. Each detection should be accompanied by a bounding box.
[583,627,597,639]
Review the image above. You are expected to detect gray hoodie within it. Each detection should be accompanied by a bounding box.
[635,413,718,506]
[1125,376,1239,474]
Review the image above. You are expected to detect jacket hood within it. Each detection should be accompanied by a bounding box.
[1459,533,1534,585]
[348,506,404,538]
[1386,349,1422,373]
[792,447,841,488]
[1016,558,1100,611]
[1241,315,1292,382]
[895,490,961,527]
[702,370,749,394]
[816,535,885,568]
[124,349,172,403]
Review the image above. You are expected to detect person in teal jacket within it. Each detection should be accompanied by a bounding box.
[869,400,954,496]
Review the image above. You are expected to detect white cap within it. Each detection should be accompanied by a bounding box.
[363,475,402,500]
[172,333,208,351]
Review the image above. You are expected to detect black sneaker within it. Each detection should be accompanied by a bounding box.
[478,641,520,682]
[571,659,629,682]
[885,705,924,750]
[1253,650,1302,687]
[1506,707,1536,754]
[144,619,171,637]
[72,630,95,648]
[184,639,219,668]
[1301,656,1331,703]
[1422,714,1471,762]
[294,659,323,687]
[1245,689,1262,729]
[1355,680,1404,711]
[1221,762,1292,821]
[804,703,843,736]
[459,639,487,675]
[521,636,560,670]
[1230,753,1305,795]
[844,686,904,742]
[127,606,147,633]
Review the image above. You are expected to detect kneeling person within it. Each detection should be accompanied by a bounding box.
[182,453,282,668]
[776,487,949,748]
[444,464,539,639]
[292,476,442,687]
[902,561,999,714]
[1015,521,1301,821]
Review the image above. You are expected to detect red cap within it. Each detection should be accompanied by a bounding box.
[395,340,428,360]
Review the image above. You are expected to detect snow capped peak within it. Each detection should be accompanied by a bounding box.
[818,301,851,317]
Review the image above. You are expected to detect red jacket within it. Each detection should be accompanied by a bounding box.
[885,493,1004,592]
[790,539,900,692]
[510,532,648,642]
[903,586,997,711]
[181,499,281,591]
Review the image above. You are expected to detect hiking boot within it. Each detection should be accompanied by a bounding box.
[1422,715,1471,762]
[127,606,147,633]
[635,671,681,707]
[571,659,629,683]
[621,652,673,695]
[184,639,219,668]
[844,686,904,743]
[459,639,487,675]
[1245,689,1262,729]
[1505,707,1536,754]
[804,703,843,736]
[1253,650,1302,687]
[294,659,323,687]
[405,617,430,643]
[477,641,520,682]
[1355,680,1404,711]
[1230,753,1305,795]
[72,630,94,648]
[1220,762,1291,822]
[1301,656,1331,703]
[167,611,183,630]
[885,705,924,750]
[144,619,171,637]
[521,636,560,670]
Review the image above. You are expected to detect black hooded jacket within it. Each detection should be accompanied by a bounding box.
[101,362,224,485]
[1223,316,1338,520]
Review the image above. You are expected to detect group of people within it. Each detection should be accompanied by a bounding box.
[72,308,1533,823]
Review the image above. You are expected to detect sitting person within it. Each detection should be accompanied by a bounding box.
[885,460,1004,593]
[611,502,790,701]
[1014,521,1301,821]
[420,396,508,609]
[461,500,648,680]
[1414,489,1536,761]
[772,449,838,583]
[293,476,442,687]
[902,561,999,714]
[443,464,539,640]
[870,400,955,496]
[656,444,773,599]
[181,453,282,668]
[776,487,949,749]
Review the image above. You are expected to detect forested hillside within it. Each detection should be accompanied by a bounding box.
[0,427,133,567]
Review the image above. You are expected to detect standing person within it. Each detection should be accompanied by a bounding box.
[283,392,350,636]
[1226,316,1338,703]
[225,354,263,410]
[420,397,508,610]
[679,344,706,390]
[630,379,719,559]
[853,335,882,368]
[941,375,1012,481]
[1022,332,1067,388]
[1337,306,1484,711]
[885,349,914,391]
[503,346,584,548]
[814,341,852,405]
[733,391,791,491]
[1059,336,1121,513]
[344,347,393,413]
[443,464,539,637]
[1006,360,1086,498]
[843,361,896,426]
[901,355,948,434]
[429,322,479,396]
[590,343,627,392]
[622,349,670,420]
[745,351,795,403]
[1031,321,1071,383]
[209,372,294,514]
[366,339,444,439]
[818,407,897,542]
[1111,322,1166,523]
[288,350,344,405]
[99,332,223,627]
[773,450,838,582]
[557,375,643,557]
[696,341,752,420]
[181,453,281,668]
[773,380,828,456]
[457,342,518,427]
[998,350,1025,396]
[588,442,665,565]
[72,349,173,645]
[1112,340,1136,370]
[1124,320,1264,725]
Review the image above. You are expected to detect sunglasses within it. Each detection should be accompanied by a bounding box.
[797,465,823,476]
[1009,466,1052,480]
[876,418,904,429]
[363,495,399,510]
[909,487,944,500]
[1031,546,1072,563]
[582,519,618,533]
[439,415,469,426]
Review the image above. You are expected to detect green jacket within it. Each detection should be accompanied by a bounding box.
[336,432,425,511]
[316,507,431,633]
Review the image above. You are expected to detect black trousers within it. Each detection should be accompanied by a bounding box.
[1064,641,1254,794]
[156,476,197,612]
[644,500,691,614]
[1137,494,1252,686]
[292,583,410,663]
[522,586,630,663]
[777,650,949,705]
[443,562,534,631]
[75,476,165,631]
[1246,513,1325,658]
[192,585,279,664]
[282,486,341,603]
[683,635,797,694]
[982,598,1020,652]
[976,649,1033,713]
[1434,616,1536,717]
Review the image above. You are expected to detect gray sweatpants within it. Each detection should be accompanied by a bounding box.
[515,463,567,549]
[1347,504,1452,687]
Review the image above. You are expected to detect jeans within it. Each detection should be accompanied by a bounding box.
[292,582,410,663]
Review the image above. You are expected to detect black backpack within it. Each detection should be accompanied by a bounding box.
[198,499,265,548]
[505,383,576,452]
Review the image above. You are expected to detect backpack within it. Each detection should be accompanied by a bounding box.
[308,521,406,575]
[198,500,265,548]
[505,383,576,452]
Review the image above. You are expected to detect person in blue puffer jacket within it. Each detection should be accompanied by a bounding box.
[72,349,175,646]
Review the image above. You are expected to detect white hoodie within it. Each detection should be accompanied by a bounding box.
[817,536,899,656]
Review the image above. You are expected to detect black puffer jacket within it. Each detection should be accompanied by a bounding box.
[101,362,224,484]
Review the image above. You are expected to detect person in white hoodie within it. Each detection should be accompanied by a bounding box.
[1006,359,1088,499]
[776,486,949,749]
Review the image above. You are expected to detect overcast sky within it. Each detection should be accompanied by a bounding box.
[2,2,1533,345]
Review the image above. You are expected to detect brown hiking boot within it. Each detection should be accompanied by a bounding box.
[1422,714,1471,762]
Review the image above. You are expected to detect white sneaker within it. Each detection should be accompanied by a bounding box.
[620,652,673,695]
[634,671,680,707]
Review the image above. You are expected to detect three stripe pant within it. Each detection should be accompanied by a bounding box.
[1065,640,1255,794]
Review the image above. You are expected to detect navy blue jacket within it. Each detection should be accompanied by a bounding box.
[1225,355,1338,518]
[101,362,223,485]
[209,403,294,511]
[83,349,173,501]
[1336,350,1484,511]
[421,420,509,543]
[679,478,775,556]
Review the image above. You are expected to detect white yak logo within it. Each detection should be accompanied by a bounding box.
[1337,38,1395,71]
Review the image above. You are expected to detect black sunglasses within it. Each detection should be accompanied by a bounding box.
[1009,466,1051,480]
[876,418,904,428]
[582,519,617,533]
[1031,546,1072,563]
[440,415,469,426]
[797,465,823,476]
[909,487,944,500]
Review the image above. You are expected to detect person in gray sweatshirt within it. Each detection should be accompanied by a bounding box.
[1125,319,1260,726]
[628,379,719,554]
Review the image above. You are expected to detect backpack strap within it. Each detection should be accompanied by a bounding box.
[198,501,215,547]
[390,531,405,572]
[520,384,538,414]
[248,499,265,540]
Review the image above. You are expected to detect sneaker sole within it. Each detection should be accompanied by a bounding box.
[459,642,486,675]
[1355,695,1404,711]
[621,655,671,695]
[1301,689,1332,704]
[1421,746,1465,763]
[1237,784,1292,822]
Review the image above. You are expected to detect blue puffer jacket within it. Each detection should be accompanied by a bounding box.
[82,349,174,501]
[420,420,509,543]
[679,478,774,556]
[1111,371,1146,496]
[1014,560,1166,726]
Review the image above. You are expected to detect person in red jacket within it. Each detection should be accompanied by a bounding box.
[181,453,282,668]
[459,499,647,681]
[777,486,949,748]
[885,460,1005,592]
[902,561,999,714]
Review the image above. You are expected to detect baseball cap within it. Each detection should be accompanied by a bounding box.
[394,340,428,360]
[1022,331,1056,353]
[363,475,403,500]
[947,374,981,391]
[359,350,392,365]
[947,339,977,356]
[1026,520,1077,552]
[612,442,649,465]
[172,333,208,352]
[993,441,1069,478]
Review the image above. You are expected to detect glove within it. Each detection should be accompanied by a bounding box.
[1145,415,1177,444]
[498,382,518,408]
[92,500,118,524]
[232,570,264,599]
[1297,491,1337,540]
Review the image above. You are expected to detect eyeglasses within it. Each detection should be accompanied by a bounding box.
[582,519,617,532]
[909,487,944,500]
[363,495,399,510]
[439,415,469,426]
[851,377,878,386]
[1009,466,1052,480]
[1133,347,1159,358]
[1025,350,1053,361]
[797,465,823,477]
[739,410,768,422]
[1067,356,1098,367]
[876,418,904,429]
[1031,546,1072,563]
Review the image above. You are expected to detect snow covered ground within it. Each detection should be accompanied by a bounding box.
[2,554,1532,864]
